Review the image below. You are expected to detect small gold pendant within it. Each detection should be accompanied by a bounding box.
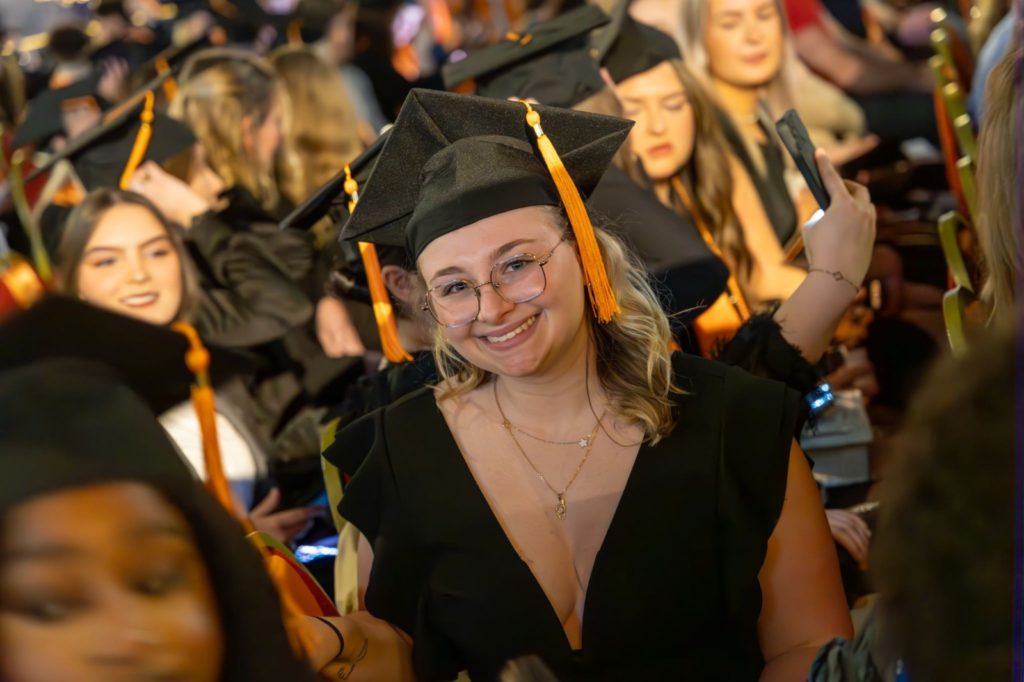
[577,437,589,448]
[555,494,567,521]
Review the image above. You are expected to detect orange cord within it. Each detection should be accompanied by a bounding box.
[118,90,155,190]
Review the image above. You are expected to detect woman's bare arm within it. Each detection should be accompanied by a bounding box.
[303,533,417,680]
[757,442,853,681]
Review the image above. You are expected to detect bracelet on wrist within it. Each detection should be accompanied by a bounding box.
[807,268,860,294]
[313,616,346,661]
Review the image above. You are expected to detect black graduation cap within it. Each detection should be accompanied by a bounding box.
[345,89,630,255]
[441,5,609,108]
[0,358,196,516]
[343,88,631,322]
[25,72,196,191]
[0,295,255,416]
[10,72,106,150]
[598,1,680,82]
[279,130,391,232]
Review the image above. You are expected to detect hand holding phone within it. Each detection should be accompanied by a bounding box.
[775,109,830,210]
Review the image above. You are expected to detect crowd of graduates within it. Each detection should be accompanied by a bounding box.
[0,0,1018,679]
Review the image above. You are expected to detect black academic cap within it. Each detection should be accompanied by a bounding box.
[25,74,196,190]
[0,356,317,682]
[10,72,105,149]
[279,130,391,232]
[0,359,196,515]
[343,89,632,260]
[441,5,609,107]
[599,1,680,82]
[0,295,254,415]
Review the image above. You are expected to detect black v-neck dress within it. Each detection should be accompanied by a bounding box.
[332,353,801,681]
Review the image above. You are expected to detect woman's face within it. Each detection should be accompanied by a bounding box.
[417,206,588,379]
[0,482,224,682]
[75,203,184,326]
[617,62,696,181]
[705,0,784,89]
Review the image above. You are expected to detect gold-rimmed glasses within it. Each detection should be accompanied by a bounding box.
[422,238,567,328]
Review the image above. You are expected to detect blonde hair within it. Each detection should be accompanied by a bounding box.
[432,208,680,444]
[677,0,797,171]
[170,49,283,209]
[975,47,1022,330]
[269,46,363,206]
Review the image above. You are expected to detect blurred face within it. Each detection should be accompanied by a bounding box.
[417,206,588,379]
[0,483,224,682]
[705,0,784,89]
[75,203,184,326]
[617,62,696,181]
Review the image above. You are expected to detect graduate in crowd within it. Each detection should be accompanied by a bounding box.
[50,189,322,544]
[0,313,317,681]
[312,89,852,681]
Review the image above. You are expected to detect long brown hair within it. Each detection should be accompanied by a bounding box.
[170,49,283,210]
[975,47,1021,330]
[54,189,200,323]
[617,61,753,282]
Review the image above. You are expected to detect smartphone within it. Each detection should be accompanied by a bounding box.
[775,109,830,210]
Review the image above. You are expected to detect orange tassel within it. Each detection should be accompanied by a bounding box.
[344,164,412,363]
[517,101,619,323]
[118,90,155,190]
[172,322,254,533]
[154,55,178,101]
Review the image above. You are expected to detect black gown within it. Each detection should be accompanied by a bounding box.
[331,352,802,681]
[716,109,798,247]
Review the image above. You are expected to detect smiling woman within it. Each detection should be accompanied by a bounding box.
[316,90,852,681]
[54,189,198,327]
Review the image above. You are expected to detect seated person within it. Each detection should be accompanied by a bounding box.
[782,0,938,144]
[0,358,316,681]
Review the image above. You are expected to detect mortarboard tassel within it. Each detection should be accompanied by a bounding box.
[172,322,248,529]
[516,100,620,323]
[345,164,413,364]
[173,322,336,660]
[118,90,155,190]
[154,55,178,102]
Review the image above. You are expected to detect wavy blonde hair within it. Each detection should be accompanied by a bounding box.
[975,47,1021,330]
[432,208,680,444]
[269,46,363,206]
[170,49,283,209]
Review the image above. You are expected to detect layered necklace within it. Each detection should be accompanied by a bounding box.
[492,347,606,521]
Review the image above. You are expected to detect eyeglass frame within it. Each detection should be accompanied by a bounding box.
[420,237,568,329]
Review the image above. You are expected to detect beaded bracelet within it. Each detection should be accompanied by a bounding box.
[808,268,860,293]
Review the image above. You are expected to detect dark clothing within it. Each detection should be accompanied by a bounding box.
[188,186,359,500]
[717,110,799,246]
[853,91,939,146]
[188,186,321,347]
[589,167,729,324]
[330,352,802,681]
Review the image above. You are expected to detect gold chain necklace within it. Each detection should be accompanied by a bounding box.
[492,379,603,521]
[497,386,603,449]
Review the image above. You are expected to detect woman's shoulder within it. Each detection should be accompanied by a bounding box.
[669,351,801,441]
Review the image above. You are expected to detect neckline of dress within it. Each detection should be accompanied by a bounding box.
[430,395,651,653]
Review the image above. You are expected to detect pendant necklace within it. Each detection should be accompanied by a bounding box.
[493,380,604,521]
